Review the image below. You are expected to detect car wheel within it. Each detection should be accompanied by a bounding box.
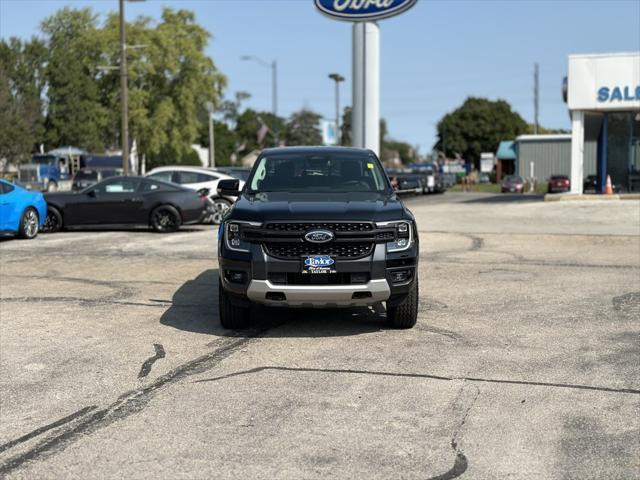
[150,205,182,233]
[387,279,418,329]
[42,206,63,233]
[18,208,39,239]
[219,279,250,329]
[46,181,58,192]
[209,198,231,225]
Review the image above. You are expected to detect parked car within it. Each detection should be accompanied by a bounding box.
[501,175,524,193]
[0,178,46,239]
[217,146,419,329]
[212,167,251,182]
[72,167,123,191]
[43,176,206,233]
[548,175,570,193]
[479,173,491,184]
[386,169,421,195]
[146,166,244,224]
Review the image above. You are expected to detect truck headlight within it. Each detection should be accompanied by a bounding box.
[377,220,413,252]
[225,221,251,252]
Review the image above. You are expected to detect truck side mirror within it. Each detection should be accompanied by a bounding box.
[217,179,240,197]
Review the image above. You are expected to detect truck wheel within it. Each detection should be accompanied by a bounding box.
[42,206,63,233]
[18,208,39,239]
[219,279,250,329]
[387,280,418,329]
[150,205,181,233]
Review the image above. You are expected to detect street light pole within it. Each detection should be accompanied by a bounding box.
[328,73,345,145]
[119,0,129,175]
[206,102,215,168]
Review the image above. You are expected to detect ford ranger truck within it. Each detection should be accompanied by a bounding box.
[217,146,419,329]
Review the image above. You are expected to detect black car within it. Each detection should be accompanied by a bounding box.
[72,167,122,191]
[43,176,206,233]
[217,146,419,330]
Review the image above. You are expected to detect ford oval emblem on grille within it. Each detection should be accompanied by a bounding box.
[304,230,334,243]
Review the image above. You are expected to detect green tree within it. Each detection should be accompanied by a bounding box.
[97,8,226,168]
[381,140,416,164]
[434,97,528,165]
[235,109,285,153]
[0,37,47,161]
[284,109,322,146]
[41,7,109,151]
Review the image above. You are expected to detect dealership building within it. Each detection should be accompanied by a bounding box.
[501,52,639,193]
[567,52,640,193]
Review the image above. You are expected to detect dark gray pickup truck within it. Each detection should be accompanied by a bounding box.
[217,146,419,329]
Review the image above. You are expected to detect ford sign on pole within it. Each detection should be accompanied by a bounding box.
[315,0,416,156]
[314,0,417,22]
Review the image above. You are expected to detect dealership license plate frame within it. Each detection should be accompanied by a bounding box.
[302,255,337,275]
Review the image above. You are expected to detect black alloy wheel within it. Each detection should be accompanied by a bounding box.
[151,205,181,233]
[42,207,62,233]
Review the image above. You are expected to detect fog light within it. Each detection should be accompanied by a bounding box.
[231,238,241,247]
[396,238,408,248]
[227,270,246,284]
[390,270,411,283]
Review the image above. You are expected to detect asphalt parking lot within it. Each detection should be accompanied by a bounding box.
[1,192,639,479]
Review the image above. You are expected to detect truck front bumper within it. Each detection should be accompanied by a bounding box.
[246,278,390,307]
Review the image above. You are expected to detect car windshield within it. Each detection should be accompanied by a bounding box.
[225,170,250,182]
[248,153,390,193]
[505,176,523,182]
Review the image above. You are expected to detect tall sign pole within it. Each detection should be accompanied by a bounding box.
[352,22,380,155]
[314,0,416,157]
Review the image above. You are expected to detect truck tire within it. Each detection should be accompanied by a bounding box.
[17,208,39,239]
[42,206,63,233]
[387,280,418,329]
[150,205,181,233]
[219,279,250,329]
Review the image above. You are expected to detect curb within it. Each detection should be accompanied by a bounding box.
[544,194,640,202]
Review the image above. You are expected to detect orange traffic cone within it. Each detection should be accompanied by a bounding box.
[604,175,613,195]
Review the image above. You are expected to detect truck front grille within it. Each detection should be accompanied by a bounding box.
[264,222,373,232]
[263,242,374,260]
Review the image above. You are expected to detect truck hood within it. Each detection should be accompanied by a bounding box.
[229,191,408,223]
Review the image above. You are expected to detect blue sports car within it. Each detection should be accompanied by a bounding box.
[0,179,47,239]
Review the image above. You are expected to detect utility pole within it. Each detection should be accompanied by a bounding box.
[534,63,539,135]
[206,102,215,168]
[119,0,129,175]
[328,73,345,145]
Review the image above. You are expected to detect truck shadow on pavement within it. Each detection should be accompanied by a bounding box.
[160,269,386,337]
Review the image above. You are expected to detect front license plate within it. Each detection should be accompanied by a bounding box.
[302,255,337,274]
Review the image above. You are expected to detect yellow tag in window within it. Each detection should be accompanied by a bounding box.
[367,163,374,169]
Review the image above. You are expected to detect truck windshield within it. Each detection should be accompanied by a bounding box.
[248,153,390,193]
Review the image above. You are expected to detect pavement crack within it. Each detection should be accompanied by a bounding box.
[0,406,97,455]
[137,344,166,379]
[194,366,640,395]
[0,324,275,476]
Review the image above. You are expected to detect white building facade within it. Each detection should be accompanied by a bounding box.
[567,52,640,193]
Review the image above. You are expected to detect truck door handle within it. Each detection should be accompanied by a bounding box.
[125,197,142,202]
